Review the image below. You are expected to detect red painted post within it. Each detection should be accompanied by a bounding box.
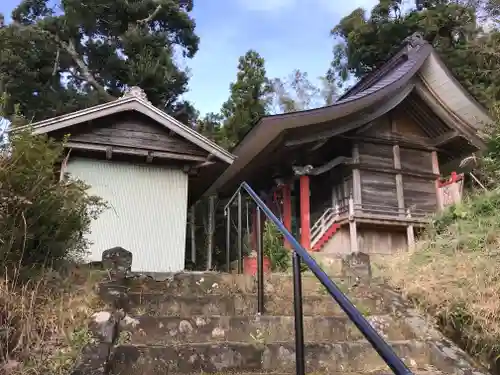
[299,175,311,251]
[282,184,292,249]
[251,208,257,250]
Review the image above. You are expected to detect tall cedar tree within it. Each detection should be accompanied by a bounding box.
[220,50,272,148]
[329,0,500,107]
[0,0,199,123]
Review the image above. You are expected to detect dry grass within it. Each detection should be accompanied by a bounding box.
[373,191,500,371]
[0,265,105,375]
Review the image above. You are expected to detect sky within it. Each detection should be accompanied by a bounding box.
[0,0,379,116]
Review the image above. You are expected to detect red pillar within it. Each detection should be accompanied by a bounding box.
[300,175,311,250]
[251,208,257,250]
[282,184,292,249]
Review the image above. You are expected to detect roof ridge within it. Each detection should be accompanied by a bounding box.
[337,32,429,101]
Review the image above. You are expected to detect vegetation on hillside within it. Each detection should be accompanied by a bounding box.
[0,96,108,373]
[376,106,500,372]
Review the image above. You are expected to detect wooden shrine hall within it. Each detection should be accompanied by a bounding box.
[206,33,491,255]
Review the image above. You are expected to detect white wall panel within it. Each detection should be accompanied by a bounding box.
[67,158,188,272]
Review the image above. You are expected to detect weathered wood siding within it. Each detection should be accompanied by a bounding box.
[358,143,394,168]
[403,176,437,212]
[321,225,407,254]
[357,116,392,137]
[399,148,433,174]
[391,109,430,138]
[358,227,407,254]
[70,118,207,156]
[360,171,398,208]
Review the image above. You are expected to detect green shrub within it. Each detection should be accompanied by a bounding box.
[262,221,290,272]
[0,129,107,270]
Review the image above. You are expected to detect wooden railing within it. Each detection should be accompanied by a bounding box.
[311,198,431,246]
[310,199,349,247]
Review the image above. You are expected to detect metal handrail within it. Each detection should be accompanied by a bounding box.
[224,182,413,375]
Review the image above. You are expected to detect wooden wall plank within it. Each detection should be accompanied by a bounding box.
[403,176,437,212]
[400,148,433,174]
[358,143,394,168]
[70,119,208,156]
[360,171,398,208]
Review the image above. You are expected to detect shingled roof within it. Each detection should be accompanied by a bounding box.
[205,34,491,196]
[337,34,426,102]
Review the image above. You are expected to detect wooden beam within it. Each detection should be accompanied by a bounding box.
[285,120,368,147]
[348,198,359,253]
[310,156,352,176]
[406,209,416,251]
[146,151,153,163]
[355,121,377,135]
[351,163,438,180]
[310,139,328,151]
[65,141,207,162]
[106,146,112,160]
[393,144,405,217]
[339,134,435,151]
[352,144,362,206]
[431,131,459,146]
[432,151,444,211]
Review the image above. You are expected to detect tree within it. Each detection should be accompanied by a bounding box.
[328,0,500,106]
[195,112,231,148]
[0,0,199,123]
[269,69,337,114]
[220,50,272,148]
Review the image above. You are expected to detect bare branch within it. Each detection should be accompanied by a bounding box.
[52,48,60,77]
[137,4,163,24]
[10,22,116,102]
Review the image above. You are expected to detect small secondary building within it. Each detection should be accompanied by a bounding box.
[19,87,234,273]
[207,34,492,257]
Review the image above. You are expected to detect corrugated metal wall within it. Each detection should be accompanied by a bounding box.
[67,157,188,272]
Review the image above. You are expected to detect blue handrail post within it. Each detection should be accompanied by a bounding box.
[225,206,231,273]
[223,182,413,375]
[237,190,243,274]
[256,206,264,314]
[292,251,305,375]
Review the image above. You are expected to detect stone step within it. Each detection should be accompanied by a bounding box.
[109,340,434,374]
[154,372,442,375]
[119,272,360,296]
[125,291,397,317]
[119,314,415,345]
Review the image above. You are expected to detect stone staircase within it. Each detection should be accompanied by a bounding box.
[86,271,488,375]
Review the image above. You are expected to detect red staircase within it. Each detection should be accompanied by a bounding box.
[312,222,341,252]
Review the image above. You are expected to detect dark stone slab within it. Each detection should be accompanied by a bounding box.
[119,314,412,345]
[342,252,372,280]
[102,247,132,281]
[126,291,395,317]
[109,340,431,374]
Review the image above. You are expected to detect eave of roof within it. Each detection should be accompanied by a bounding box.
[205,43,433,195]
[10,96,235,165]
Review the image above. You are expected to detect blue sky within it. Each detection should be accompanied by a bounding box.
[0,0,378,115]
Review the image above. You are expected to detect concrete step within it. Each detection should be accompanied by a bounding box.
[109,340,433,374]
[119,314,415,345]
[120,272,362,296]
[126,291,396,317]
[156,373,442,375]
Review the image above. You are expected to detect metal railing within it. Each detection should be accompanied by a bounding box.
[224,182,413,375]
